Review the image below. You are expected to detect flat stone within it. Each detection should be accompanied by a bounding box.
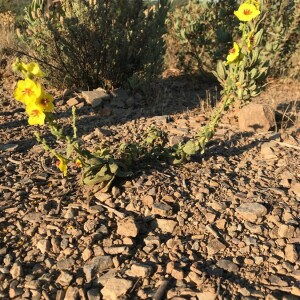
[216,259,239,273]
[83,256,113,282]
[290,182,300,197]
[278,224,295,238]
[94,192,111,202]
[64,286,79,300]
[156,219,177,233]
[87,288,101,300]
[261,143,278,160]
[197,291,217,300]
[285,244,298,263]
[127,263,152,277]
[23,212,43,223]
[82,88,110,108]
[236,203,267,222]
[238,103,275,132]
[82,248,93,261]
[152,202,173,216]
[269,274,288,287]
[66,97,79,107]
[36,239,50,254]
[101,278,132,300]
[117,217,139,237]
[56,271,73,286]
[10,261,23,279]
[57,258,75,270]
[141,195,154,206]
[207,239,226,255]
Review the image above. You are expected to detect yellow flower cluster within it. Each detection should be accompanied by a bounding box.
[13,61,54,125]
[226,1,260,64]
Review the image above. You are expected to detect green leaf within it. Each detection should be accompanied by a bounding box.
[109,163,119,174]
[216,60,226,80]
[183,140,199,155]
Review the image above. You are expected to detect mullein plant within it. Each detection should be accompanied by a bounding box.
[12,0,269,191]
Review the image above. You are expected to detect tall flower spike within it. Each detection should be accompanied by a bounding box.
[234,3,260,22]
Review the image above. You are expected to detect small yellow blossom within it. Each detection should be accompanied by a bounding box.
[26,104,46,126]
[56,156,68,176]
[75,159,82,168]
[14,78,42,105]
[12,60,44,78]
[234,3,260,22]
[227,42,240,64]
[23,62,45,78]
[36,91,54,112]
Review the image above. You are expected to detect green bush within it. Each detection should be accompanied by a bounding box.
[260,0,300,78]
[165,0,238,78]
[19,0,169,89]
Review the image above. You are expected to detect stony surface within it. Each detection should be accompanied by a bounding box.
[0,64,299,299]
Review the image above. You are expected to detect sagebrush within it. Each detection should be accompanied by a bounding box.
[18,0,169,89]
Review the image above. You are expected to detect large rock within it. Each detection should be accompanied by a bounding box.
[82,88,110,108]
[238,103,275,132]
[101,278,132,300]
[236,202,267,222]
[83,256,113,282]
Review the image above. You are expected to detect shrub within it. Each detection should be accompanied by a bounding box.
[165,0,238,78]
[166,0,300,79]
[260,0,300,78]
[18,0,169,89]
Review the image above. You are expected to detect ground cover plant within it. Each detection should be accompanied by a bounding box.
[12,0,268,191]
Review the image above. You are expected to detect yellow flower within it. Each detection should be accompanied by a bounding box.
[26,104,46,126]
[234,3,260,22]
[227,42,240,64]
[12,60,44,78]
[75,159,82,168]
[56,156,68,176]
[14,78,42,105]
[23,62,45,78]
[36,91,54,112]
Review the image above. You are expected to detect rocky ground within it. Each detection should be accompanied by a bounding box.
[0,63,300,300]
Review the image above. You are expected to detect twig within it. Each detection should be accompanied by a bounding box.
[0,185,17,192]
[275,141,300,151]
[94,201,126,218]
[153,279,170,300]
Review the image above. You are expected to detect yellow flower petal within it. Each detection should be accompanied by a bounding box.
[14,78,42,105]
[75,159,82,168]
[26,104,46,126]
[36,92,54,112]
[56,156,68,176]
[24,62,45,78]
[234,3,260,22]
[226,42,240,64]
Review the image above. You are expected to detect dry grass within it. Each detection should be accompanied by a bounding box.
[0,11,17,54]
